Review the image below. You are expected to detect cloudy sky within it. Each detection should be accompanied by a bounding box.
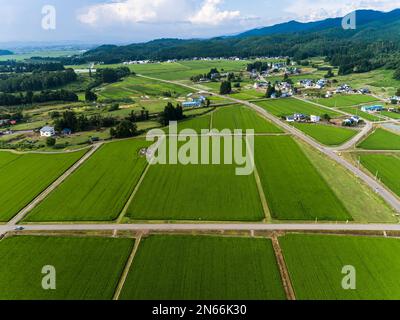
[0,0,399,44]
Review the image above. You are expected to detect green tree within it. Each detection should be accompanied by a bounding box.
[394,68,400,80]
[396,88,400,96]
[46,137,56,147]
[219,81,232,95]
[110,120,138,138]
[85,89,98,102]
[266,85,275,98]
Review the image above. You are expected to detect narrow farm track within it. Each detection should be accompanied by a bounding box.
[271,235,296,300]
[137,75,400,214]
[7,143,103,226]
[113,234,142,300]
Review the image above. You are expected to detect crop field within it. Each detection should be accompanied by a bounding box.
[334,69,400,97]
[230,89,266,100]
[0,236,134,300]
[97,75,192,100]
[166,114,212,133]
[26,139,151,222]
[314,95,378,108]
[254,136,350,221]
[292,123,358,146]
[0,150,86,222]
[280,234,400,300]
[212,105,283,133]
[256,98,341,118]
[119,235,286,300]
[96,60,248,81]
[359,154,400,197]
[381,111,400,120]
[357,128,400,150]
[126,139,264,221]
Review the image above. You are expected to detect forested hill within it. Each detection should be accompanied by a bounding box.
[76,9,400,75]
[0,50,13,56]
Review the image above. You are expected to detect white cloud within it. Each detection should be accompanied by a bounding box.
[284,0,400,22]
[78,0,241,27]
[189,0,240,25]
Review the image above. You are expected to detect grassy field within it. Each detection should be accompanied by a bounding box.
[120,235,286,300]
[256,98,341,118]
[334,69,400,97]
[299,141,396,222]
[254,136,350,221]
[26,139,151,222]
[358,128,400,150]
[314,95,378,108]
[212,105,283,133]
[359,154,400,197]
[381,111,400,120]
[230,89,266,100]
[0,236,134,300]
[164,114,212,133]
[292,123,358,146]
[126,139,264,221]
[280,234,400,300]
[0,150,86,222]
[93,60,249,81]
[97,75,192,100]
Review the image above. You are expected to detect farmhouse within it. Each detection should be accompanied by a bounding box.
[310,115,321,123]
[40,126,56,137]
[182,96,206,108]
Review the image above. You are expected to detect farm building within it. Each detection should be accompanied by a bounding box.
[361,105,384,113]
[310,115,321,123]
[40,126,56,137]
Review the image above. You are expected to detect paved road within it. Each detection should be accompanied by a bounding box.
[2,223,400,234]
[138,75,400,213]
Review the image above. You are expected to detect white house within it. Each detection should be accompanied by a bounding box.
[40,126,55,137]
[310,115,321,123]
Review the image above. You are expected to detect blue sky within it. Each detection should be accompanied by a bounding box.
[0,0,398,44]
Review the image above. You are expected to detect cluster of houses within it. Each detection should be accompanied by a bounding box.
[39,126,72,137]
[298,79,328,90]
[285,114,321,123]
[389,95,400,105]
[123,60,151,65]
[253,81,294,98]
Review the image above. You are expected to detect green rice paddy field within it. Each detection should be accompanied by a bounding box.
[314,95,378,108]
[120,235,286,300]
[126,139,264,221]
[254,136,350,221]
[98,75,192,100]
[26,139,151,222]
[0,236,134,300]
[0,150,86,222]
[357,128,400,150]
[292,123,358,146]
[359,154,400,197]
[256,98,341,118]
[280,234,400,300]
[212,105,283,133]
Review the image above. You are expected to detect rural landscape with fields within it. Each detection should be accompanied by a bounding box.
[1,0,400,306]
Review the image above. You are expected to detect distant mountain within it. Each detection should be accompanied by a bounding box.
[0,50,13,56]
[236,9,400,38]
[75,8,400,76]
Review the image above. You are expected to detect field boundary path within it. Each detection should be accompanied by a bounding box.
[271,235,296,300]
[113,233,142,300]
[137,75,400,214]
[7,143,103,226]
